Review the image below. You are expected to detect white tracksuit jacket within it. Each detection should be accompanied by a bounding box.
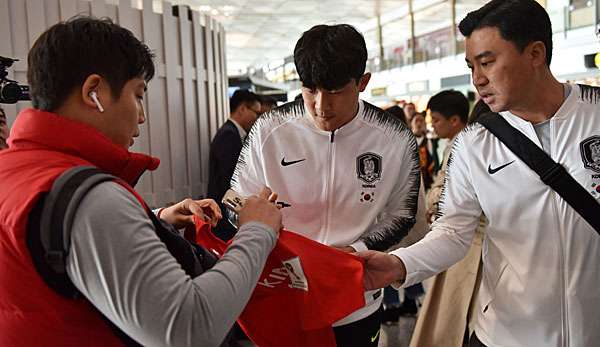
[232,99,421,325]
[393,83,600,347]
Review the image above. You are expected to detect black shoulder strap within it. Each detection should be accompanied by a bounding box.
[40,166,115,276]
[30,166,216,297]
[26,166,216,346]
[477,112,600,233]
[26,166,115,298]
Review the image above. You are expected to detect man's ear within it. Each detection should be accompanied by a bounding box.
[527,41,547,68]
[450,115,464,127]
[81,74,104,111]
[357,73,371,92]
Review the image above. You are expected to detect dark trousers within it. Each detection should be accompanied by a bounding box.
[383,286,400,307]
[404,283,424,300]
[333,305,383,347]
[469,333,488,347]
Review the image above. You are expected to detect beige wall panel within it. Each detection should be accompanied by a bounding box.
[3,0,228,207]
[192,11,210,196]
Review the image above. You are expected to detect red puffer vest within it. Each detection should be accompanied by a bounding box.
[0,109,159,346]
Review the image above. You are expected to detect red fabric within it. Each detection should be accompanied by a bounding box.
[194,217,366,347]
[0,109,159,346]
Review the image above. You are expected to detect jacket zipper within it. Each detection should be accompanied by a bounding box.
[323,130,336,244]
[549,120,568,347]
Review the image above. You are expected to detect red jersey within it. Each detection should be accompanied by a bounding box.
[194,218,366,347]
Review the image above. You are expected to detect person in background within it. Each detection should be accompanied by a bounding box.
[411,112,435,190]
[386,105,407,125]
[410,90,479,347]
[259,95,278,113]
[207,89,263,241]
[404,102,417,124]
[425,90,470,223]
[468,98,491,124]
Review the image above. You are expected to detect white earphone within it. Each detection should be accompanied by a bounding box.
[89,91,104,113]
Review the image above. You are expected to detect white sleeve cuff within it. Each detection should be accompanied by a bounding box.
[350,240,368,252]
[389,248,421,288]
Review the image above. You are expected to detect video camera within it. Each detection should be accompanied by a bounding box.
[0,56,30,104]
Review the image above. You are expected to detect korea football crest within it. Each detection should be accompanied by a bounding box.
[356,152,382,184]
[580,136,600,173]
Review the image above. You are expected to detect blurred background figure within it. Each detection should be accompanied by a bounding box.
[386,105,407,125]
[207,89,262,241]
[411,112,435,190]
[404,102,417,124]
[468,98,491,124]
[259,95,277,114]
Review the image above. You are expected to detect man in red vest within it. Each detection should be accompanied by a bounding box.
[0,16,281,346]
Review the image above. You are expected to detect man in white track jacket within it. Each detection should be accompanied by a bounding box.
[358,1,600,346]
[231,24,422,347]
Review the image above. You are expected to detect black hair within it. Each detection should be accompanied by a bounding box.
[427,90,469,124]
[27,16,155,111]
[260,95,277,107]
[458,0,553,66]
[293,24,367,90]
[386,105,407,125]
[229,89,261,113]
[468,98,492,124]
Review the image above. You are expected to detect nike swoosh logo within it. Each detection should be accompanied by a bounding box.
[488,160,515,174]
[281,158,306,166]
[371,329,381,343]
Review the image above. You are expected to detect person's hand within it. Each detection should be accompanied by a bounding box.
[238,187,282,236]
[160,198,222,228]
[355,251,406,290]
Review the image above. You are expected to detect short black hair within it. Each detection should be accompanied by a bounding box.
[27,16,155,111]
[229,89,260,113]
[468,98,492,124]
[427,90,469,124]
[260,95,277,107]
[294,24,367,90]
[459,0,552,66]
[386,105,407,125]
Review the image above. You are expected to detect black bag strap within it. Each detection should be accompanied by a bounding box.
[32,165,216,294]
[477,112,600,233]
[39,166,115,275]
[27,165,218,346]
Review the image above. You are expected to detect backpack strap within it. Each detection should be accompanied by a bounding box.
[39,166,115,275]
[477,112,600,233]
[26,165,217,346]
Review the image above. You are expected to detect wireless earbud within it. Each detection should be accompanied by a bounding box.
[89,91,104,113]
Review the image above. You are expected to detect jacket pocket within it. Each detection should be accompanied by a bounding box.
[478,260,509,315]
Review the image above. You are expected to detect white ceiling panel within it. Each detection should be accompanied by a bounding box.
[161,0,487,75]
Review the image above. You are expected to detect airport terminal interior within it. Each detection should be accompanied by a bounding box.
[1,0,599,346]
